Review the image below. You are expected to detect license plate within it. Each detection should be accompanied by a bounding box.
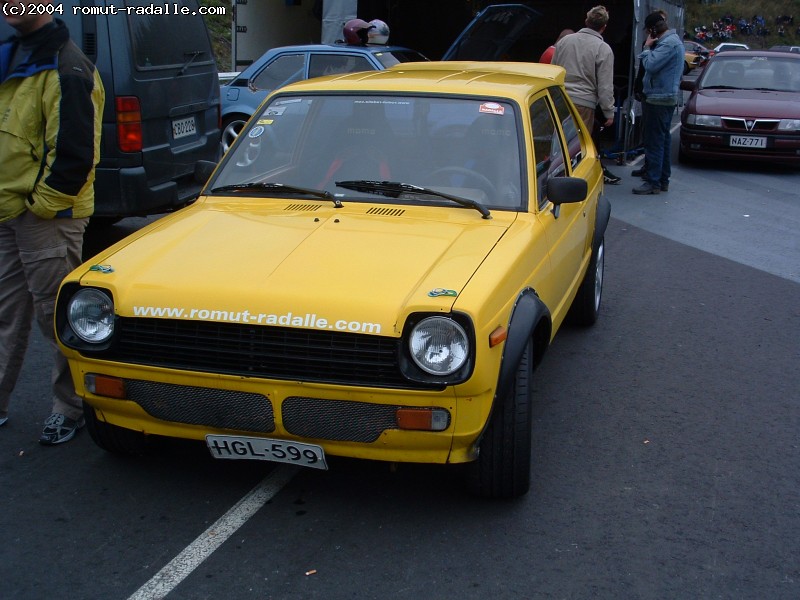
[172,116,196,139]
[729,135,766,148]
[206,434,328,470]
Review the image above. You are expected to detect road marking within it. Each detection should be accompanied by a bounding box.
[128,465,299,600]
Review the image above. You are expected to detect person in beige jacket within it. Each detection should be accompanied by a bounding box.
[552,5,621,184]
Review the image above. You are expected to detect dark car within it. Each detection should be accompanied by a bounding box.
[1,0,221,222]
[219,43,428,152]
[679,50,800,166]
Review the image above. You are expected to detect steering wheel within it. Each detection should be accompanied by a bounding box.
[426,166,497,197]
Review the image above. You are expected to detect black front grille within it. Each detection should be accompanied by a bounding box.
[283,397,399,442]
[96,318,436,390]
[126,379,274,433]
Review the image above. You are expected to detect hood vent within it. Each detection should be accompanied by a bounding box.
[285,204,321,212]
[367,207,405,217]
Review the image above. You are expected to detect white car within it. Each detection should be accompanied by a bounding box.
[713,42,750,53]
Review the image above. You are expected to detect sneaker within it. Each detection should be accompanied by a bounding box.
[631,166,646,177]
[39,413,84,445]
[660,182,669,192]
[603,168,621,185]
[632,182,660,195]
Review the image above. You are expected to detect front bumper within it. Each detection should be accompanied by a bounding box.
[72,360,496,465]
[680,127,800,165]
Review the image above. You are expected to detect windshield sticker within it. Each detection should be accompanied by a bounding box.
[131,306,382,334]
[256,118,275,125]
[428,288,458,297]
[479,102,505,115]
[264,106,286,116]
[248,125,265,138]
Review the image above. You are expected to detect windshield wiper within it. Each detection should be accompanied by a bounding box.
[177,51,203,76]
[335,180,492,220]
[211,182,342,206]
[701,85,738,90]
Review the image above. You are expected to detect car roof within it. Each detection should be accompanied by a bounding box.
[273,61,566,101]
[235,43,424,76]
[713,49,799,58]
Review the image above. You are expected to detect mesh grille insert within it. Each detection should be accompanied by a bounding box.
[125,379,275,433]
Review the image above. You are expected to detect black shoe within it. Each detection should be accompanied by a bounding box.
[660,182,669,192]
[39,413,85,445]
[631,166,646,177]
[632,182,660,195]
[603,168,621,185]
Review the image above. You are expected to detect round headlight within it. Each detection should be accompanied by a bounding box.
[68,288,115,343]
[409,317,469,376]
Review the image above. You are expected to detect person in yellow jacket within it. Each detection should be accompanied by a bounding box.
[0,1,104,444]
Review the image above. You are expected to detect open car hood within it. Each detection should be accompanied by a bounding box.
[442,4,541,62]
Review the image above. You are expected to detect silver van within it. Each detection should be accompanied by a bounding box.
[1,0,221,221]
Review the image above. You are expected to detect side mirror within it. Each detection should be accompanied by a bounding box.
[194,160,217,187]
[680,78,697,92]
[548,176,587,205]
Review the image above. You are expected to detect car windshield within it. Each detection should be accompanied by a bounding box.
[701,56,800,92]
[210,94,524,211]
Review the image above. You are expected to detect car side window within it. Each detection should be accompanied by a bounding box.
[548,86,584,171]
[308,54,374,78]
[530,96,569,210]
[251,54,306,91]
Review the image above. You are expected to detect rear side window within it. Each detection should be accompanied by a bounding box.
[127,0,214,69]
[308,54,374,78]
[251,54,306,91]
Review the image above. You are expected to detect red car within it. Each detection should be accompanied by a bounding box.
[679,50,800,166]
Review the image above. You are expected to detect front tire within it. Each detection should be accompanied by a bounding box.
[83,403,147,455]
[221,114,248,154]
[466,338,534,499]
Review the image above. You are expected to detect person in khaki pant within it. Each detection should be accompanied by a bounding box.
[552,5,622,184]
[0,0,104,444]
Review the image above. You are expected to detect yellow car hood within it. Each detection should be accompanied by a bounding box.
[83,203,513,336]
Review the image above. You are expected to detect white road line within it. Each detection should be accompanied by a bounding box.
[128,464,299,600]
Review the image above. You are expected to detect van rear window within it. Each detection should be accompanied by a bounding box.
[126,0,214,69]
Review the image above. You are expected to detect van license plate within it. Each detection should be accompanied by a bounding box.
[206,434,328,470]
[172,116,196,139]
[729,135,766,148]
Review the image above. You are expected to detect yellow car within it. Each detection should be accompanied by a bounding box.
[56,62,610,498]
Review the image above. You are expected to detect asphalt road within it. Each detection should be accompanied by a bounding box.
[1,135,799,599]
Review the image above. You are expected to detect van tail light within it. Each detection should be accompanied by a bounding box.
[116,96,142,152]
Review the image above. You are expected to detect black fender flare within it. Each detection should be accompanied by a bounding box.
[493,288,551,408]
[593,193,611,249]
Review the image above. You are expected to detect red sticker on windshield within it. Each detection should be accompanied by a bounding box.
[479,102,505,115]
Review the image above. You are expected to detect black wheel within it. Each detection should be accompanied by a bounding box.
[83,403,147,455]
[677,146,690,164]
[569,236,604,326]
[426,166,497,197]
[466,338,534,499]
